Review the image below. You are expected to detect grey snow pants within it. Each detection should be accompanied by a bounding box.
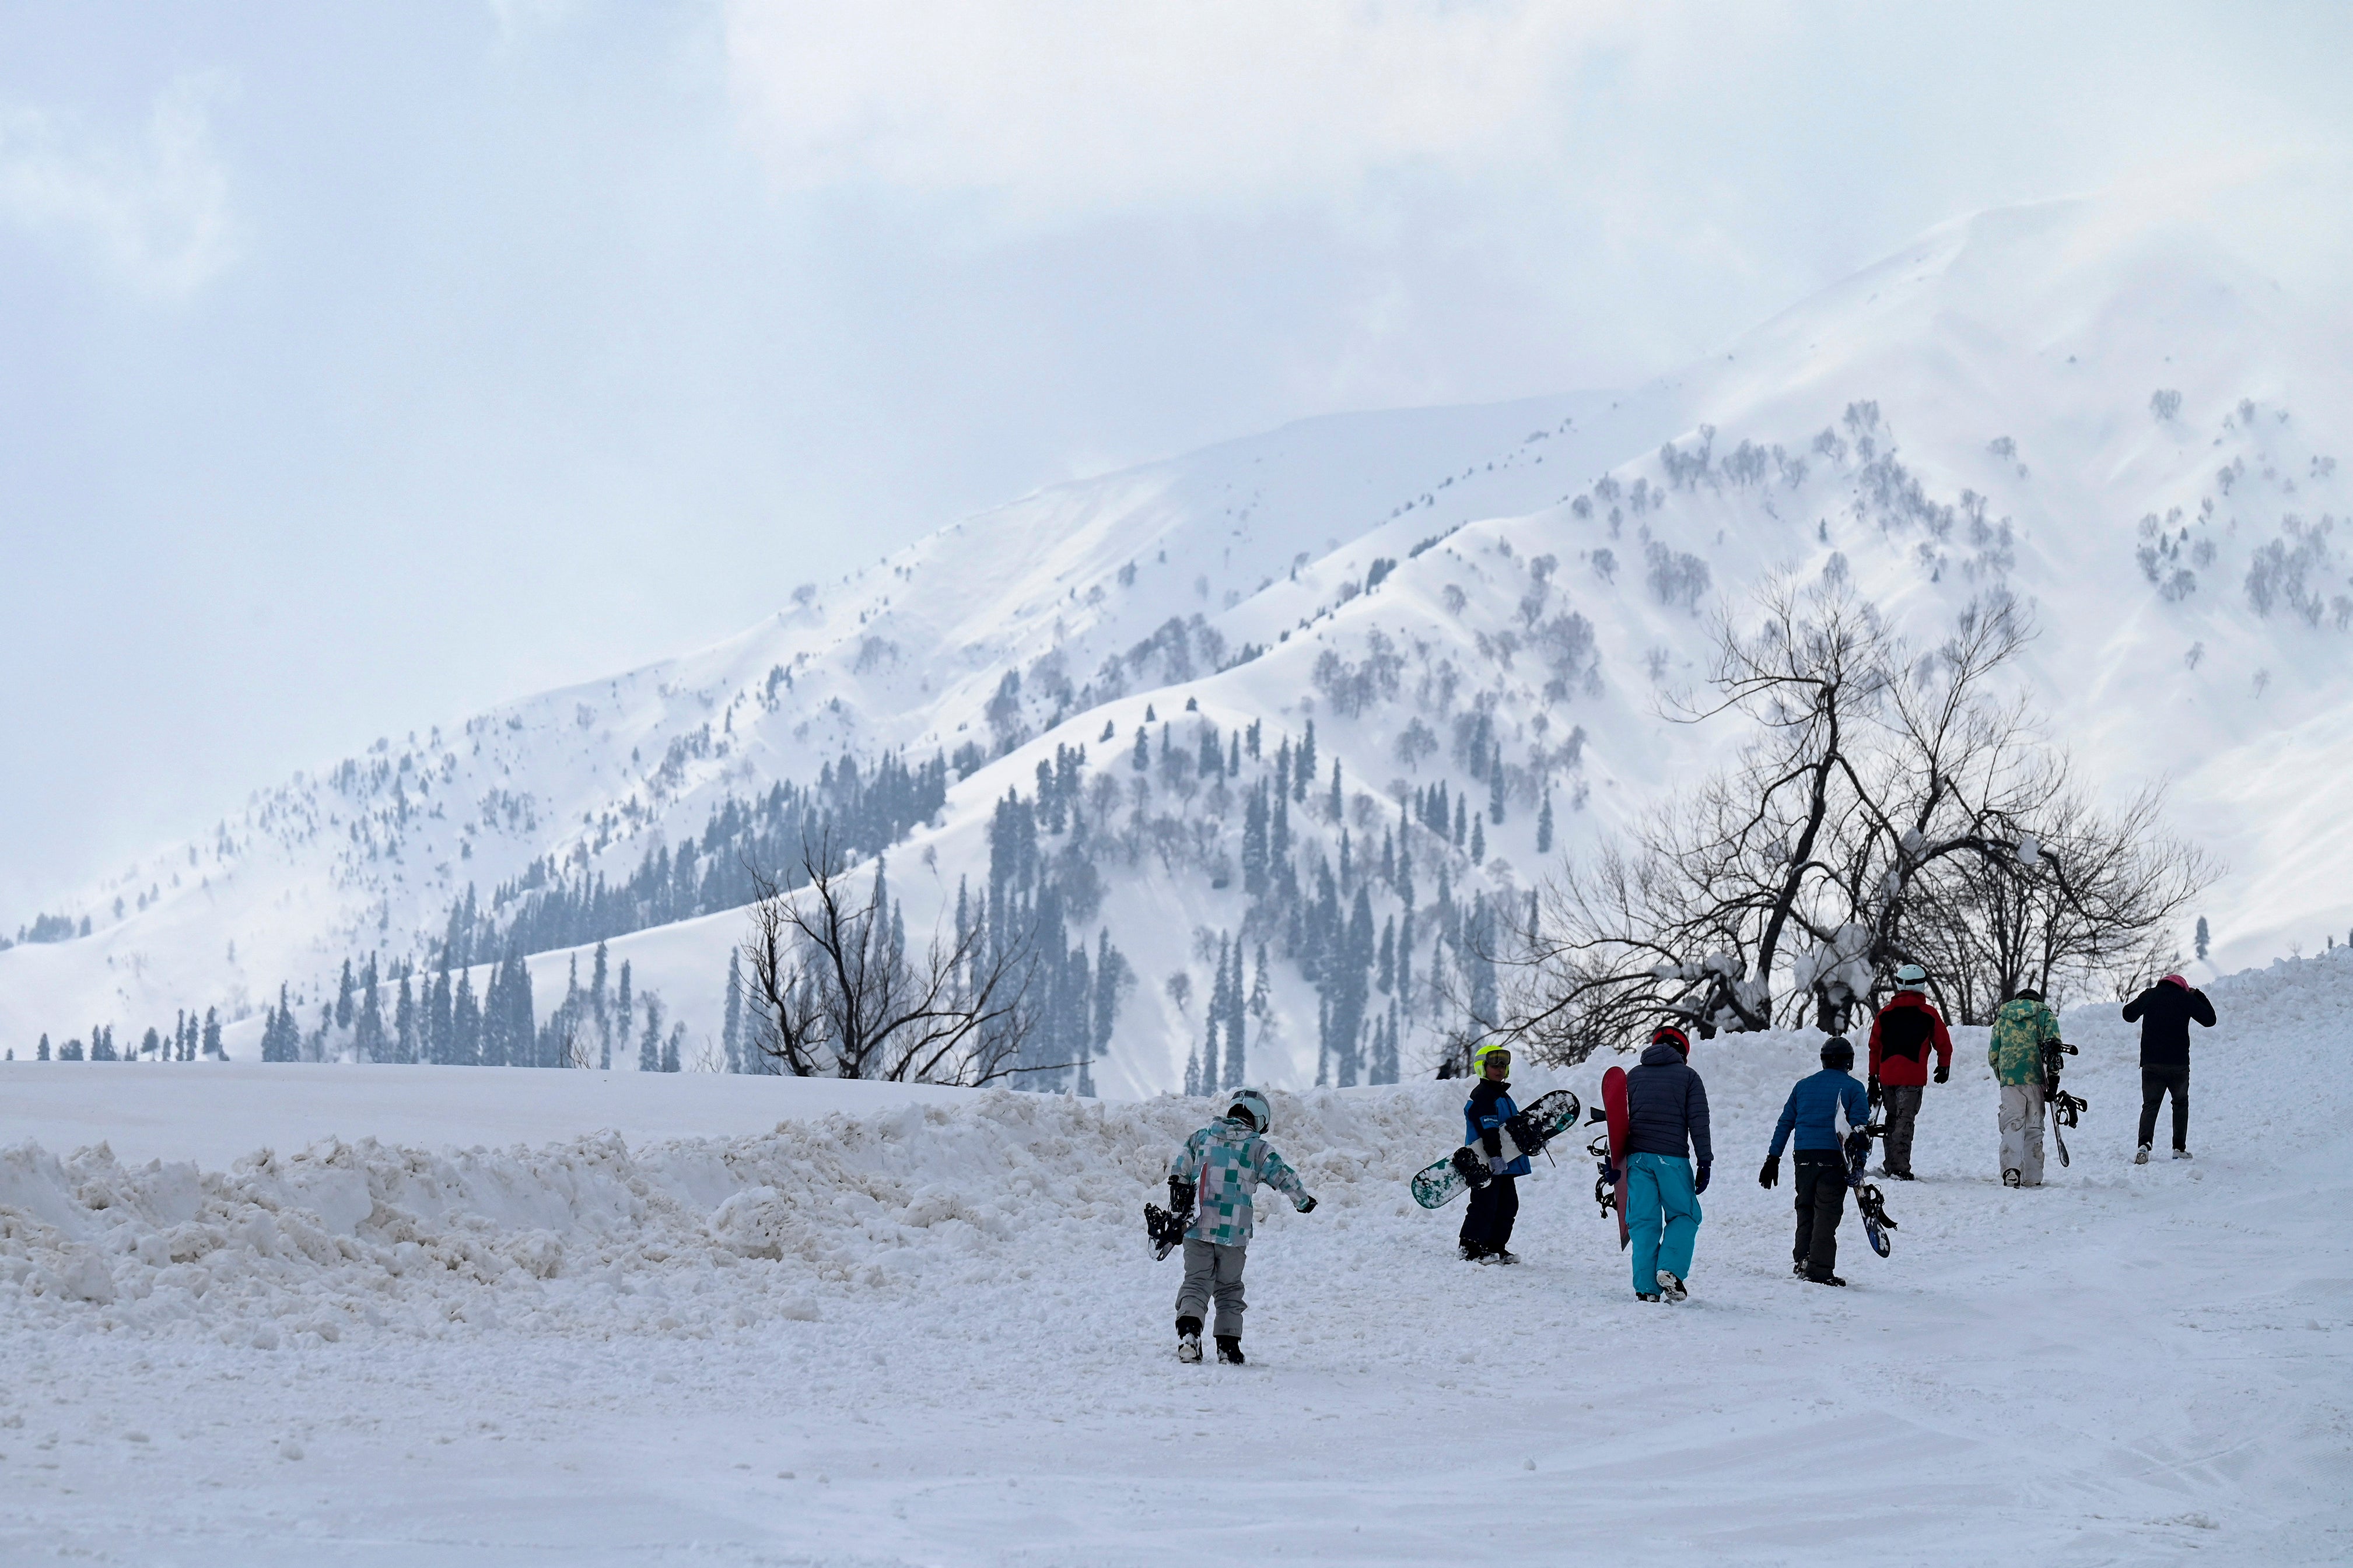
[2000,1083,2046,1185]
[1881,1086,1924,1176]
[1176,1239,1247,1338]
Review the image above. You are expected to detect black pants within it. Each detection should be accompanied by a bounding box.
[1792,1152,1847,1277]
[2138,1065,2190,1150]
[1459,1173,1519,1254]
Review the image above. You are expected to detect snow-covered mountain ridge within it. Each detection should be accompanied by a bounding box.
[6,164,2349,1089]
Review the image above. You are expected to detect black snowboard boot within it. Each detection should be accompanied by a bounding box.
[1636,1292,1661,1302]
[1176,1316,1202,1363]
[1655,1269,1688,1303]
[1215,1335,1245,1365]
[1458,1240,1486,1262]
[1802,1270,1847,1287]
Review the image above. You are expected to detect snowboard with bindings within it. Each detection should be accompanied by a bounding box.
[2042,1039,2085,1167]
[1589,1066,1630,1250]
[1409,1089,1582,1209]
[1144,1202,1189,1261]
[1843,1125,1897,1258]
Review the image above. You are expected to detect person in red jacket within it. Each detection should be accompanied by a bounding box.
[1866,964,1953,1181]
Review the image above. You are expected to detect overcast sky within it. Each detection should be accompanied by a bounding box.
[2,1,2347,914]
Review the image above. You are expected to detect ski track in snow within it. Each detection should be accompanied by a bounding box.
[2,955,2350,1564]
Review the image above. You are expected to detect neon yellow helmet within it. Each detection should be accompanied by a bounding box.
[1470,1041,1512,1079]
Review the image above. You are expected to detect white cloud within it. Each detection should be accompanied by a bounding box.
[722,0,1632,220]
[0,75,239,299]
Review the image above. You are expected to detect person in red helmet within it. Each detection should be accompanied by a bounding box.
[1865,963,1953,1181]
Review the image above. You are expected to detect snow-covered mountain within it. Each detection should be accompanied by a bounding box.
[8,164,2350,1089]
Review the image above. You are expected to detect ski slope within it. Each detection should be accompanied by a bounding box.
[2,950,2347,1563]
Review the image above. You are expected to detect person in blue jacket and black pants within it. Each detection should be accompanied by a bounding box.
[1611,1023,1711,1302]
[1760,1036,1874,1286]
[1459,1041,1529,1263]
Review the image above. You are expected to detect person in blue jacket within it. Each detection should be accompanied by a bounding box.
[1459,1041,1529,1263]
[1606,1023,1711,1302]
[1760,1036,1874,1286]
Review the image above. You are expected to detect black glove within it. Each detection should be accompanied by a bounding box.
[1867,1075,1883,1108]
[1844,1129,1872,1158]
[1168,1178,1195,1213]
[1933,1064,1949,1084]
[1600,1163,1620,1187]
[1297,1195,1318,1214]
[1693,1162,1711,1195]
[1759,1155,1780,1190]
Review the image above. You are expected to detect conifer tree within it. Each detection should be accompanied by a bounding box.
[638,996,663,1072]
[335,959,356,1030]
[202,1007,222,1060]
[1470,815,1485,862]
[453,969,481,1066]
[1536,789,1554,855]
[1489,752,1507,824]
[395,975,417,1064]
[722,950,744,1073]
[355,959,384,1062]
[1297,721,1316,803]
[37,1033,50,1061]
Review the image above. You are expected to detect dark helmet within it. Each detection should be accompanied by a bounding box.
[1820,1035,1855,1069]
[2012,987,2045,1004]
[1650,1023,1692,1059]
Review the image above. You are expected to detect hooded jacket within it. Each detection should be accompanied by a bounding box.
[1988,996,2061,1086]
[2121,980,2217,1068]
[1624,1041,1713,1164]
[1170,1115,1312,1247]
[1868,990,1954,1088]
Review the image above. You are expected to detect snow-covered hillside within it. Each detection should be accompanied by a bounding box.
[6,164,2350,1090]
[1,948,2348,1563]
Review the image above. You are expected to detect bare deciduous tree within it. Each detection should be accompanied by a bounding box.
[741,837,1052,1084]
[1498,579,2216,1061]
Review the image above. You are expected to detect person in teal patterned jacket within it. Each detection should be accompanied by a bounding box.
[1988,990,2062,1187]
[1166,1089,1317,1364]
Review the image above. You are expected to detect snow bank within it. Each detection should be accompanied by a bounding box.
[0,1081,1460,1349]
[5,948,2348,1355]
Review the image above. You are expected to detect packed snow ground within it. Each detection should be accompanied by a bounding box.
[3,955,2349,1564]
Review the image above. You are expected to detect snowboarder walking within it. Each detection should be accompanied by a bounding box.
[1611,1023,1711,1302]
[1866,964,1952,1181]
[2123,974,2216,1162]
[1760,1036,1872,1286]
[1988,989,2061,1187]
[1459,1042,1528,1263]
[1167,1089,1318,1364]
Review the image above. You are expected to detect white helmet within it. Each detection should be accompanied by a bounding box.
[1895,963,1928,985]
[1226,1089,1272,1134]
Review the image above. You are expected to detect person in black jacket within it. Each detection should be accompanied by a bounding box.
[2123,973,2217,1161]
[1612,1023,1711,1302]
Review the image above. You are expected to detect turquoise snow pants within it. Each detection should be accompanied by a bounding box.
[1625,1152,1701,1296]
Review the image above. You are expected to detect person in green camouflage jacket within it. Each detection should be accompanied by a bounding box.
[1165,1089,1317,1364]
[1988,991,2061,1188]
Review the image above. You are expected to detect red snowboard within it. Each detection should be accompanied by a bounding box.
[1602,1065,1630,1251]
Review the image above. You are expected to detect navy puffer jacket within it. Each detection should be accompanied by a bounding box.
[1624,1041,1713,1164]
